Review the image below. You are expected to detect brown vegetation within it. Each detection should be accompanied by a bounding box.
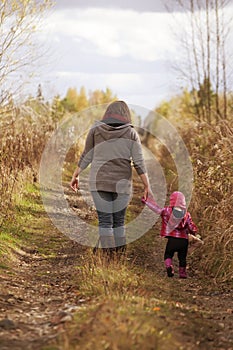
[185,119,233,282]
[144,89,233,283]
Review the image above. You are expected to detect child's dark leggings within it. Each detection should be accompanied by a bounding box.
[164,237,188,267]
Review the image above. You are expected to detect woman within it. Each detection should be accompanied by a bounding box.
[70,101,149,254]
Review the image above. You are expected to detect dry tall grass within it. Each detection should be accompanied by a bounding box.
[185,119,233,282]
[144,117,232,283]
[0,100,57,225]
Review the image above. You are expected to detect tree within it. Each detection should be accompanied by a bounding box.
[0,0,52,106]
[37,84,43,100]
[89,89,103,106]
[101,87,117,104]
[166,0,232,123]
[62,87,79,112]
[76,86,88,111]
[62,86,89,112]
[51,95,65,122]
[89,87,117,106]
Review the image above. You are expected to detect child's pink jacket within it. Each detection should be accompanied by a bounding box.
[142,194,197,239]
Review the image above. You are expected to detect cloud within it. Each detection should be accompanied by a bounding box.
[38,4,233,109]
[55,0,167,12]
[36,7,186,108]
[44,8,177,62]
[55,71,147,93]
[44,69,176,109]
[55,0,233,12]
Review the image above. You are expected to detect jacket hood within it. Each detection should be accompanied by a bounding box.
[169,191,186,209]
[94,121,133,141]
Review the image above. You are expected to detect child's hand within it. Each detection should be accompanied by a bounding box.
[196,234,202,240]
[141,196,146,204]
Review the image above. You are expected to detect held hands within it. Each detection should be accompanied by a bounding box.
[143,187,149,201]
[70,176,79,192]
[143,186,153,201]
[139,173,151,201]
[141,196,146,204]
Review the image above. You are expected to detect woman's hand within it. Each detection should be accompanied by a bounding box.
[70,166,81,192]
[143,186,149,201]
[70,176,79,192]
[139,173,151,200]
[143,186,154,201]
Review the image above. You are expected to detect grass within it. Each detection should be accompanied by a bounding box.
[62,300,167,350]
[0,224,22,266]
[52,244,215,350]
[75,253,141,297]
[0,182,65,267]
[1,177,228,350]
[55,252,179,350]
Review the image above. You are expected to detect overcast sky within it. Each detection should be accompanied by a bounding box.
[36,0,233,110]
[55,0,167,12]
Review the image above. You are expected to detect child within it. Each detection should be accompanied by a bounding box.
[142,191,198,278]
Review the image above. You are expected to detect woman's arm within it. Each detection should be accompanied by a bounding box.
[70,127,95,192]
[131,130,150,199]
[139,173,150,200]
[78,127,95,170]
[131,131,147,175]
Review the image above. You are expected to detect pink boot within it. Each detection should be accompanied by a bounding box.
[179,267,187,278]
[164,258,174,277]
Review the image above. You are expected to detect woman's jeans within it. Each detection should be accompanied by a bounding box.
[91,191,130,248]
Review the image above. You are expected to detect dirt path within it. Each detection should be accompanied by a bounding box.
[0,184,232,350]
[0,226,85,350]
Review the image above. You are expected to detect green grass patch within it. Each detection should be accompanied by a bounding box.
[0,181,58,266]
[0,263,10,270]
[0,227,21,263]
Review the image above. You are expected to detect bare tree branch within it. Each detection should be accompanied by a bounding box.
[0,0,53,106]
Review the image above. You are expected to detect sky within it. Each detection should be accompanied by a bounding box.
[35,0,233,110]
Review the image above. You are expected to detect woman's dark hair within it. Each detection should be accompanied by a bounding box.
[102,100,132,123]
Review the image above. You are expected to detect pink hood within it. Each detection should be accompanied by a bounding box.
[169,191,186,209]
